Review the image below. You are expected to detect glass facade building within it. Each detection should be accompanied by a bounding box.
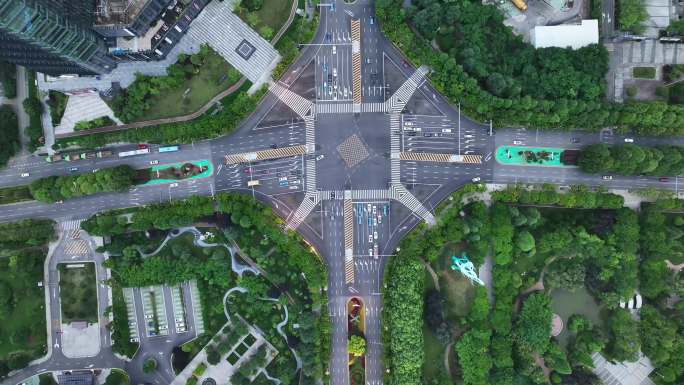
[0,0,115,75]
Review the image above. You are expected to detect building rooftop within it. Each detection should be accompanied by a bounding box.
[95,0,148,26]
[531,19,599,49]
[57,372,93,385]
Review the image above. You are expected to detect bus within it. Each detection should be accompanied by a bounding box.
[159,145,180,153]
[119,148,150,157]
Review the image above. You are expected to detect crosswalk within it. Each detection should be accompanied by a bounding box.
[304,116,315,147]
[344,199,354,286]
[285,192,320,230]
[345,257,355,284]
[386,65,429,113]
[389,184,436,225]
[224,145,308,164]
[64,240,89,255]
[315,102,388,114]
[269,82,314,118]
[351,189,389,200]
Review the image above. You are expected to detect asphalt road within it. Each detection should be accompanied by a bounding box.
[2,0,684,384]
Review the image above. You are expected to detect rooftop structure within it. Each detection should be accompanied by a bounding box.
[94,0,173,37]
[57,372,94,385]
[592,352,655,385]
[531,19,599,49]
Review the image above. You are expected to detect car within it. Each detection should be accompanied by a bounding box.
[332,45,336,55]
[137,144,148,149]
[442,128,452,133]
[624,138,634,143]
[243,168,251,173]
[69,167,78,172]
[370,16,375,24]
[402,60,409,68]
[372,205,377,215]
[659,177,670,182]
[513,140,522,145]
[331,191,335,199]
[571,137,580,143]
[602,175,613,180]
[333,68,337,77]
[270,144,277,149]
[169,182,179,187]
[92,168,99,173]
[368,248,373,255]
[404,121,413,126]
[471,177,481,182]
[373,231,378,240]
[279,177,288,182]
[464,134,474,138]
[368,234,373,243]
[377,215,381,224]
[366,58,371,64]
[150,160,159,165]
[261,169,269,174]
[423,133,433,137]
[367,204,372,212]
[316,154,325,161]
[289,185,299,189]
[20,172,29,178]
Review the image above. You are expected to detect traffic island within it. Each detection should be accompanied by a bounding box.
[347,297,366,385]
[495,146,577,167]
[140,160,213,185]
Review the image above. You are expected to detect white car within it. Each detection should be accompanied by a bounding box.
[373,231,378,240]
[602,175,613,180]
[368,234,373,243]
[513,140,522,145]
[20,172,29,178]
[316,154,325,161]
[333,68,337,77]
[169,182,179,187]
[624,138,634,143]
[471,177,481,182]
[150,160,159,165]
[332,45,336,55]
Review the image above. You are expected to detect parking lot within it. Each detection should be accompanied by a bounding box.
[401,115,489,155]
[352,201,391,257]
[219,155,305,194]
[123,282,196,342]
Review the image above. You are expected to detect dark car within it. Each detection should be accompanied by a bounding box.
[243,168,251,173]
[270,144,277,149]
[659,177,670,182]
[571,137,580,143]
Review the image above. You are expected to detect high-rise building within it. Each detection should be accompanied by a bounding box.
[0,0,117,75]
[94,0,174,38]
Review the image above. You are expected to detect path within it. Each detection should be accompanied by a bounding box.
[421,257,440,291]
[666,259,684,273]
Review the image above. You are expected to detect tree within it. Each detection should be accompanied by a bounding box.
[0,105,18,168]
[206,347,220,365]
[22,97,42,116]
[618,0,648,33]
[515,293,552,354]
[639,306,677,365]
[544,258,586,291]
[143,358,157,373]
[456,329,492,385]
[348,335,366,357]
[515,230,535,253]
[605,309,640,363]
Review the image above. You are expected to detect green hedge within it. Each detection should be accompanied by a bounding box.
[490,184,625,208]
[0,185,33,205]
[29,165,136,203]
[0,105,19,168]
[633,67,656,79]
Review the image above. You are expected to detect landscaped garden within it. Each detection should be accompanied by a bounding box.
[384,182,684,385]
[58,262,98,323]
[347,298,366,385]
[0,220,56,378]
[81,193,330,384]
[143,160,213,185]
[111,44,242,123]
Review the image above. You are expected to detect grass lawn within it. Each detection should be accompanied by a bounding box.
[0,185,33,205]
[423,324,445,380]
[0,249,47,359]
[140,50,240,121]
[237,0,292,40]
[58,262,98,323]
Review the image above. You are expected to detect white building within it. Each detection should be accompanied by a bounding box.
[531,19,599,49]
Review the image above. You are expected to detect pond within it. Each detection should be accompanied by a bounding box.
[550,287,604,349]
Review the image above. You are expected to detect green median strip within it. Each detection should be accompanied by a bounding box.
[495,146,571,167]
[0,185,34,204]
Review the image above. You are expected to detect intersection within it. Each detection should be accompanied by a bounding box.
[1,1,684,385]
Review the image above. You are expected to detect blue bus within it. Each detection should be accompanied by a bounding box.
[159,145,179,153]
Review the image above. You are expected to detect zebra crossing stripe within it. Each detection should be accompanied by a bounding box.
[224,145,308,164]
[351,19,362,104]
[269,82,314,118]
[286,192,320,230]
[399,152,482,163]
[344,199,353,255]
[345,259,355,284]
[389,184,436,225]
[385,65,429,112]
